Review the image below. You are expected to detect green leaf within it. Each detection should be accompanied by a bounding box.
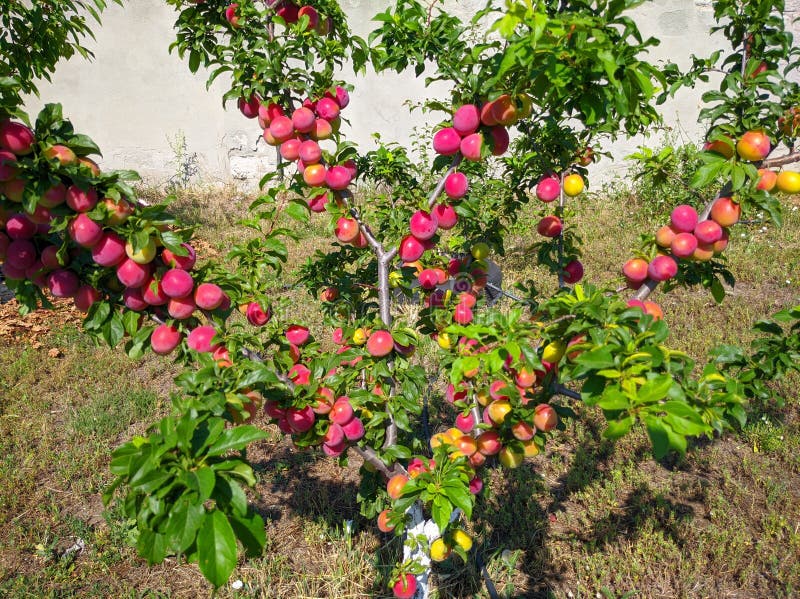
[710,277,725,303]
[660,401,709,436]
[431,494,454,534]
[214,475,248,516]
[603,417,635,439]
[197,509,238,588]
[574,346,616,370]
[442,482,473,521]
[206,426,268,457]
[285,199,310,223]
[137,529,167,565]
[635,374,673,404]
[35,103,64,130]
[165,496,206,553]
[160,230,186,254]
[644,416,670,460]
[644,416,687,458]
[67,133,101,156]
[130,469,173,494]
[229,509,266,558]
[690,159,725,188]
[597,387,630,410]
[122,309,142,336]
[102,312,125,347]
[210,460,257,487]
[192,467,216,501]
[189,49,201,73]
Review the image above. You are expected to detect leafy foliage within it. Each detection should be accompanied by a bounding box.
[711,305,800,409]
[2,0,799,594]
[0,0,121,112]
[106,407,267,587]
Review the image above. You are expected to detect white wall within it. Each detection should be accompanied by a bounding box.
[22,0,770,188]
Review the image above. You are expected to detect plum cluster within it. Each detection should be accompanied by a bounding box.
[260,326,402,457]
[621,199,739,319]
[0,117,253,363]
[399,96,526,265]
[534,170,587,284]
[239,87,355,200]
[224,2,334,35]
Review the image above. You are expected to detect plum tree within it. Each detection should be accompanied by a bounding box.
[1,0,799,597]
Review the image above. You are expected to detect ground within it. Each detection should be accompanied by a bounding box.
[0,181,798,598]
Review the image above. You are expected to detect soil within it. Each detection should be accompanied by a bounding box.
[0,280,13,304]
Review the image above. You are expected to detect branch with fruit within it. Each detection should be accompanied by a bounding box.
[2,1,800,598]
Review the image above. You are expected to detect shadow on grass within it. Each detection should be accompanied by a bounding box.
[243,412,701,599]
[430,413,699,598]
[249,445,361,525]
[248,444,406,597]
[580,484,695,552]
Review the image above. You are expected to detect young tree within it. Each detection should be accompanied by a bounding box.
[1,1,798,597]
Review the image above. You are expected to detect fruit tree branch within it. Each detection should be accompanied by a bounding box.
[761,150,800,168]
[553,383,581,401]
[383,414,398,451]
[632,279,660,301]
[377,254,393,327]
[349,444,405,478]
[557,171,566,288]
[341,190,384,255]
[698,182,732,221]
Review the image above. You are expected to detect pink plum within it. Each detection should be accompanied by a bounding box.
[68,214,103,248]
[5,239,36,269]
[409,210,438,240]
[162,268,194,298]
[433,127,461,155]
[5,213,36,239]
[91,232,127,267]
[161,243,196,270]
[65,185,98,213]
[444,171,468,200]
[194,283,225,310]
[453,104,480,136]
[151,324,183,355]
[168,295,196,320]
[47,269,80,298]
[116,258,151,288]
[460,133,484,161]
[187,325,220,353]
[433,203,458,229]
[670,204,699,233]
[74,285,101,312]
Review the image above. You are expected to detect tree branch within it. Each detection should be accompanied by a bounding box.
[383,417,398,450]
[377,254,393,327]
[761,150,800,169]
[349,444,405,479]
[553,383,581,401]
[341,190,385,254]
[557,171,566,288]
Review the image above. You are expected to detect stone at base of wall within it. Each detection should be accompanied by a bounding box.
[225,128,280,183]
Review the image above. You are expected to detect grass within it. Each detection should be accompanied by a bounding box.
[0,171,799,598]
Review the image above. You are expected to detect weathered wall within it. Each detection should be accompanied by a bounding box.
[21,1,778,187]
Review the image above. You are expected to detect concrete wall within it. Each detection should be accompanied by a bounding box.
[21,1,757,187]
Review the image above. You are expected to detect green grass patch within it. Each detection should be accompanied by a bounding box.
[1,171,799,597]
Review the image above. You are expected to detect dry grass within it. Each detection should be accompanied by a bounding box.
[0,178,799,598]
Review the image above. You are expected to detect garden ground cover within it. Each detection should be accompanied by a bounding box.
[0,181,798,598]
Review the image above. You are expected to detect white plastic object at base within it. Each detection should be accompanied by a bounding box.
[402,502,462,599]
